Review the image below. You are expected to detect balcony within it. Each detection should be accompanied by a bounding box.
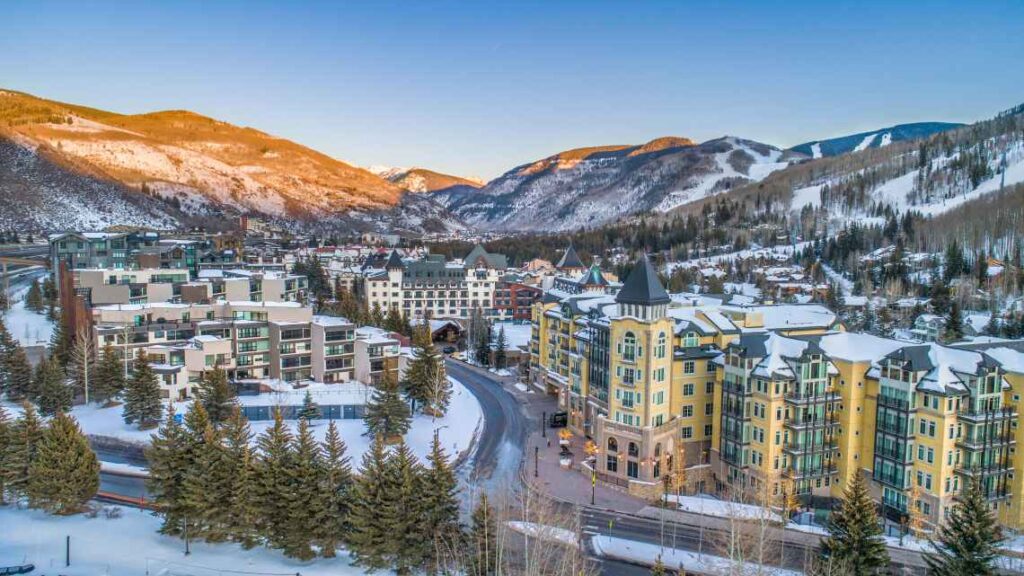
[955,463,1014,478]
[784,417,839,431]
[784,390,839,405]
[876,395,913,411]
[956,433,1016,451]
[783,440,838,455]
[957,406,1016,423]
[786,463,838,480]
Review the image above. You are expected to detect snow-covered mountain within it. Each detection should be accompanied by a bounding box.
[440,136,805,232]
[0,89,463,232]
[790,122,963,158]
[368,166,485,194]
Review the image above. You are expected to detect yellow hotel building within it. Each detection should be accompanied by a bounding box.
[530,253,1024,531]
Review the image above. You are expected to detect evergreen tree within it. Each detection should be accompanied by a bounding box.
[146,403,190,537]
[182,423,232,542]
[363,371,411,440]
[317,421,352,557]
[371,302,385,328]
[284,418,323,560]
[389,440,428,574]
[27,412,99,514]
[4,403,44,502]
[819,473,889,575]
[944,301,964,343]
[421,433,461,571]
[4,345,32,402]
[223,407,260,549]
[468,492,498,576]
[494,326,507,370]
[0,318,15,393]
[348,435,394,571]
[25,280,43,313]
[34,356,72,416]
[48,310,74,370]
[0,406,10,504]
[402,324,448,415]
[298,389,321,422]
[196,366,236,425]
[123,351,162,429]
[255,409,295,553]
[925,479,1004,576]
[475,320,491,366]
[93,344,126,405]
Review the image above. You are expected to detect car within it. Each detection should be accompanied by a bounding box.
[442,345,457,354]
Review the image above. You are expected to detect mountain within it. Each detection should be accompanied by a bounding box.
[439,136,805,232]
[369,166,484,193]
[790,122,963,158]
[0,88,463,232]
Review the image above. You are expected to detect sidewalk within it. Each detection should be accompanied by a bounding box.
[524,427,649,514]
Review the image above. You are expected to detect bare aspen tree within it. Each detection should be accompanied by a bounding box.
[70,325,95,403]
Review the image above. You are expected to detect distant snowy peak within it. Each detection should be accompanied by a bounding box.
[368,166,485,194]
[443,135,804,232]
[791,122,962,157]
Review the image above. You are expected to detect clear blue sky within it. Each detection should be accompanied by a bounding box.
[3,1,1022,180]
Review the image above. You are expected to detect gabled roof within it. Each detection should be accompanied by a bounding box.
[557,244,585,269]
[464,245,508,269]
[615,255,670,306]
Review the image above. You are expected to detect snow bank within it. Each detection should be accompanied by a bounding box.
[506,521,578,546]
[3,296,54,347]
[591,535,801,576]
[667,494,783,523]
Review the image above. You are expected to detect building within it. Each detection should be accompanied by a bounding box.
[71,267,307,307]
[364,246,510,320]
[528,257,1024,532]
[493,277,544,321]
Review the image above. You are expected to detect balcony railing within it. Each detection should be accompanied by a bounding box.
[956,434,1016,451]
[957,406,1016,423]
[784,390,839,405]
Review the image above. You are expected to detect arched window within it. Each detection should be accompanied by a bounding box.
[656,332,667,359]
[622,332,636,362]
[607,437,618,453]
[628,442,639,458]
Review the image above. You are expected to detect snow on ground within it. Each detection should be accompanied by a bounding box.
[506,521,577,546]
[3,377,483,467]
[591,535,801,576]
[2,283,54,347]
[821,263,853,296]
[790,183,823,210]
[0,506,364,575]
[879,132,892,147]
[810,143,822,159]
[853,133,878,152]
[99,461,149,477]
[493,321,531,350]
[666,494,783,523]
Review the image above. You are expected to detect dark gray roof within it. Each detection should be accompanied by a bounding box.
[385,250,405,270]
[578,265,609,287]
[557,244,585,269]
[883,345,934,371]
[465,245,508,269]
[615,255,670,306]
[731,332,770,357]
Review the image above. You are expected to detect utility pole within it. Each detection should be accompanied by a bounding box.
[534,445,539,478]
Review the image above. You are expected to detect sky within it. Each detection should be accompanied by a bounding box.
[2,1,1023,180]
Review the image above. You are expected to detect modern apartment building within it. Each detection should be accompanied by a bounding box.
[72,267,307,307]
[529,257,1024,531]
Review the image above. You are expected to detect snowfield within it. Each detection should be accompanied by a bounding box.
[591,535,801,576]
[0,506,365,576]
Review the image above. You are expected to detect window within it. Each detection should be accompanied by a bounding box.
[627,461,639,478]
[622,332,636,362]
[705,403,714,415]
[606,455,618,473]
[656,332,667,359]
[628,442,639,457]
[706,381,715,394]
[654,391,665,405]
[683,383,695,396]
[704,424,713,437]
[681,426,693,439]
[607,438,618,453]
[682,405,694,418]
[684,361,695,374]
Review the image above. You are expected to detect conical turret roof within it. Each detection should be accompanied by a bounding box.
[615,255,670,305]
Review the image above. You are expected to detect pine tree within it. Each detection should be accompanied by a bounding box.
[363,371,411,441]
[255,409,295,553]
[298,389,321,422]
[389,440,428,574]
[223,407,260,549]
[0,318,15,392]
[48,309,74,370]
[468,492,498,576]
[317,420,352,557]
[181,423,231,542]
[944,301,964,343]
[925,479,1004,576]
[34,356,72,416]
[0,406,10,504]
[146,403,189,536]
[819,473,889,575]
[494,326,507,370]
[3,344,33,401]
[283,418,323,560]
[402,324,448,415]
[421,433,461,571]
[475,320,491,366]
[123,350,162,429]
[93,344,126,405]
[348,435,394,571]
[4,403,44,502]
[25,280,43,313]
[196,366,236,425]
[27,412,99,514]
